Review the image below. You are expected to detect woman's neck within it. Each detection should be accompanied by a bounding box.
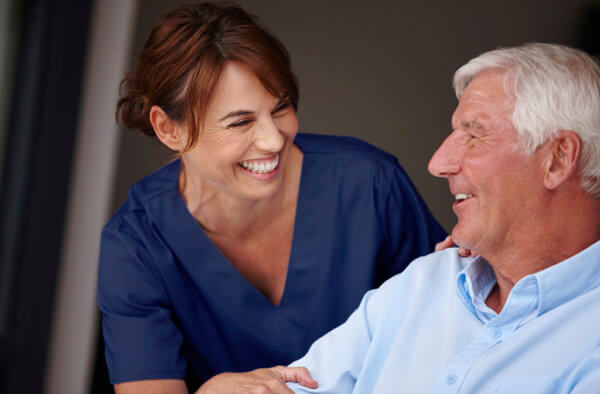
[179,145,303,238]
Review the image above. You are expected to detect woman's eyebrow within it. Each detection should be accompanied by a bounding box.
[219,110,253,122]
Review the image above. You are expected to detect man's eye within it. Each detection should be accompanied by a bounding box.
[466,133,478,145]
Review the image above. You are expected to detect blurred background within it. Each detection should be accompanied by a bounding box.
[0,0,598,393]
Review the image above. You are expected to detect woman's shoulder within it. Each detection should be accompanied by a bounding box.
[295,133,396,161]
[295,133,408,186]
[99,161,183,283]
[295,133,401,174]
[104,160,180,230]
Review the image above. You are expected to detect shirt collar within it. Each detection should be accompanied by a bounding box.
[456,256,497,322]
[534,239,600,315]
[456,240,600,321]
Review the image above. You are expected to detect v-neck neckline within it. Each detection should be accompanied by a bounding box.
[147,134,343,349]
[180,180,303,309]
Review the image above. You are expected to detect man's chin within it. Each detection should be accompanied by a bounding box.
[451,228,471,250]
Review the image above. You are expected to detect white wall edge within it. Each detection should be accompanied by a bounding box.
[43,0,138,392]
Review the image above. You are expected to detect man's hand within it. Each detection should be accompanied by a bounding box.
[435,235,478,257]
[196,366,318,393]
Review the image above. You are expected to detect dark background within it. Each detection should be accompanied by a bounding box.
[0,0,598,393]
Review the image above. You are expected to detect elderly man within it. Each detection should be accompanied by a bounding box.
[200,43,600,393]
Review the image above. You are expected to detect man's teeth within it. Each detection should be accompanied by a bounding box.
[455,193,473,201]
[240,155,279,174]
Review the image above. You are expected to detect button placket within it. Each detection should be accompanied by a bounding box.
[490,328,501,339]
[446,374,457,385]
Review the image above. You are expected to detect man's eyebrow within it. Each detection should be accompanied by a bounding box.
[460,119,485,130]
[219,110,253,122]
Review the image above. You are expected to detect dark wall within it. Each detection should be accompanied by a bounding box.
[112,0,593,232]
[0,0,92,393]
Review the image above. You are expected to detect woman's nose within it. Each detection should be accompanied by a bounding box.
[428,132,461,178]
[254,117,285,153]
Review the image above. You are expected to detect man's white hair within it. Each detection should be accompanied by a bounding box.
[454,43,600,198]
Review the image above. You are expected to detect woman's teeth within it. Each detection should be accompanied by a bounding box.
[240,155,279,174]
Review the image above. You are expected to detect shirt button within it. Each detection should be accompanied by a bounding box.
[446,374,457,385]
[490,328,501,338]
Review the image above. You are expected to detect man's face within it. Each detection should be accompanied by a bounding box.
[428,70,546,255]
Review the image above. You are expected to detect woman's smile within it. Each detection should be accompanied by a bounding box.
[238,153,280,178]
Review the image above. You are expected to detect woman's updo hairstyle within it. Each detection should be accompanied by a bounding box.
[116,2,299,151]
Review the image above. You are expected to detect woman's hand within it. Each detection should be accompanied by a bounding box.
[435,235,477,257]
[196,366,318,393]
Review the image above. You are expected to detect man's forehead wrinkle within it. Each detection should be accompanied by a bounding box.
[453,104,491,130]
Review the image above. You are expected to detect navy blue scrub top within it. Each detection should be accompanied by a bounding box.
[98,133,446,384]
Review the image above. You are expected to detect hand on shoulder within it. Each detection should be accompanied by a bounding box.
[435,235,478,258]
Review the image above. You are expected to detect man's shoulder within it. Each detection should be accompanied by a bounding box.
[373,249,473,301]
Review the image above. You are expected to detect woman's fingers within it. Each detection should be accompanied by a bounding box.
[435,235,477,258]
[457,247,470,257]
[434,235,454,252]
[196,368,297,393]
[272,366,318,389]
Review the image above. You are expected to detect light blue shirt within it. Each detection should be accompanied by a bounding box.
[288,241,600,393]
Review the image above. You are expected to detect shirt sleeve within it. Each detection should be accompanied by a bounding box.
[563,345,600,394]
[375,163,446,282]
[287,272,402,393]
[286,290,375,393]
[97,219,187,384]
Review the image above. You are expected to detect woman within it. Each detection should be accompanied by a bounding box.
[98,3,446,393]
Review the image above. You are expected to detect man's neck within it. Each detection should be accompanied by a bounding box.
[484,193,600,314]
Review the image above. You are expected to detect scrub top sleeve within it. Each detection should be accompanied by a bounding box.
[98,221,187,384]
[377,164,446,279]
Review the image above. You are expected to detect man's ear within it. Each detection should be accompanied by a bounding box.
[543,130,581,190]
[149,105,186,151]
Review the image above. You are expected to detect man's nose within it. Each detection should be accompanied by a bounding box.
[428,132,461,178]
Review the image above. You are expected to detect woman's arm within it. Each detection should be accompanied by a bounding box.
[115,379,188,394]
[98,221,188,385]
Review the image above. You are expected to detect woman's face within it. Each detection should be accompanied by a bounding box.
[180,62,299,201]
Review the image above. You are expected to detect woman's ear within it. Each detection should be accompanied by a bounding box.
[149,105,186,151]
[543,130,581,190]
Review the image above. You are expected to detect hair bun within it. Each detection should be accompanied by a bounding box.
[116,79,155,137]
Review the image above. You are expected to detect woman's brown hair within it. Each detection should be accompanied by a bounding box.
[116,2,299,151]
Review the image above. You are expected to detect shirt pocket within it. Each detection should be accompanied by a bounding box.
[494,376,558,394]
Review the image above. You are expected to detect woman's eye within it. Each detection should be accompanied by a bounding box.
[229,119,251,128]
[272,103,291,115]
